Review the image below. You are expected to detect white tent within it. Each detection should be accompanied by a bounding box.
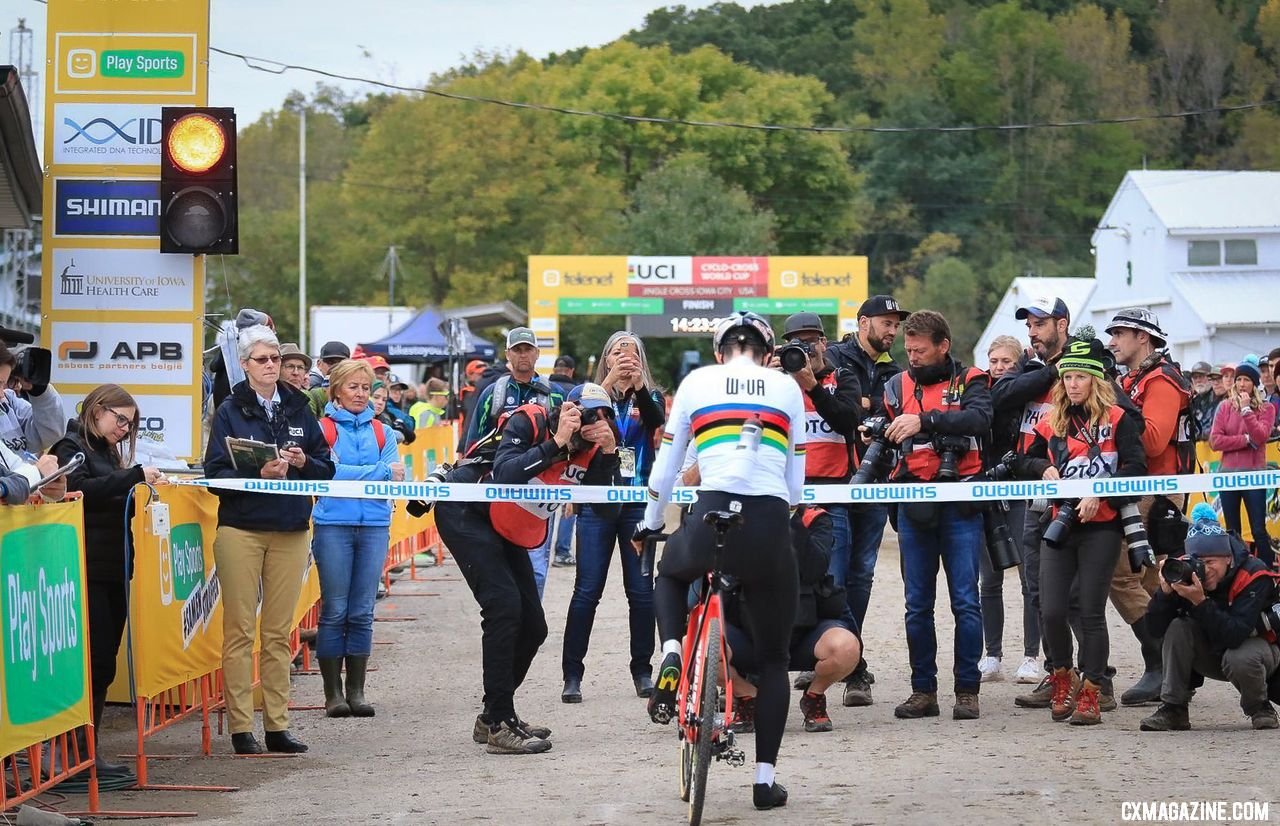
[973,276,1096,366]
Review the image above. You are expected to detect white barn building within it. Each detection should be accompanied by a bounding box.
[972,276,1096,366]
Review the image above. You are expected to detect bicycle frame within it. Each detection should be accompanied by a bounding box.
[677,572,732,745]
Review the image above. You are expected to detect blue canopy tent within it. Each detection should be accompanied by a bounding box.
[359,307,496,363]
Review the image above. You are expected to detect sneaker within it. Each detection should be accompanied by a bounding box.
[1049,668,1080,722]
[793,671,815,691]
[1140,703,1190,732]
[1069,680,1102,725]
[1015,674,1052,709]
[552,554,574,567]
[1014,656,1041,684]
[1248,702,1279,730]
[799,691,833,732]
[953,692,980,720]
[731,695,756,733]
[474,714,550,743]
[648,652,681,724]
[486,720,552,755]
[843,671,873,707]
[894,691,940,719]
[753,781,788,810]
[978,656,1003,683]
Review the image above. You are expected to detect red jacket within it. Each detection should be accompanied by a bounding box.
[1210,400,1274,471]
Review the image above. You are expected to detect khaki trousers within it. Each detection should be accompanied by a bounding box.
[215,526,311,734]
[1110,495,1178,623]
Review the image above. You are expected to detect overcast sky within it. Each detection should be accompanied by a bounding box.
[9,0,779,147]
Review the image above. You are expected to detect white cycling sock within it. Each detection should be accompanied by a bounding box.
[754,762,775,786]
[662,640,682,659]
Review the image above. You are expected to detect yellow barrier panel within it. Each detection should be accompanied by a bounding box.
[1188,441,1280,543]
[0,500,93,757]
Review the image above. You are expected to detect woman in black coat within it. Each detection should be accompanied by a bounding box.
[51,383,163,776]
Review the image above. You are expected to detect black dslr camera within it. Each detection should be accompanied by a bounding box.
[932,434,971,482]
[979,452,1021,570]
[777,339,814,374]
[1161,555,1206,587]
[0,326,51,393]
[852,416,895,485]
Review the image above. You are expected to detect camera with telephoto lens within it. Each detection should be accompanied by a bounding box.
[1161,554,1206,587]
[852,416,895,485]
[983,451,1016,482]
[933,434,971,482]
[778,339,814,374]
[406,462,454,518]
[1043,499,1079,548]
[979,452,1021,569]
[1258,602,1280,638]
[1119,502,1156,572]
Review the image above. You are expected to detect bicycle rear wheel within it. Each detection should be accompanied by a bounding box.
[688,617,721,826]
[679,739,693,802]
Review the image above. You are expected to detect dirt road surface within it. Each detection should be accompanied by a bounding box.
[74,530,1277,825]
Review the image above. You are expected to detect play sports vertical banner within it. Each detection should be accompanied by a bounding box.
[42,0,210,461]
[0,501,92,757]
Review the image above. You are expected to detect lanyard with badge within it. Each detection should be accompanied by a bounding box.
[614,389,638,479]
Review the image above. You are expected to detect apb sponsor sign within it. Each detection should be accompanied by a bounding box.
[50,320,193,385]
[2,523,85,726]
[53,103,163,166]
[60,391,193,461]
[54,32,197,96]
[54,179,161,238]
[51,248,195,313]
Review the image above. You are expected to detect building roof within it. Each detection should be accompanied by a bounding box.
[1109,171,1280,234]
[0,66,41,230]
[1172,271,1280,327]
[972,276,1096,365]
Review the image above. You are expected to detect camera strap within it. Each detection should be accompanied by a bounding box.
[1070,414,1102,461]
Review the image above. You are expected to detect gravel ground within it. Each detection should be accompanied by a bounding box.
[65,529,1278,825]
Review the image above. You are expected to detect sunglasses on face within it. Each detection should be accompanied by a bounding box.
[104,407,135,432]
[248,355,282,365]
[282,362,308,372]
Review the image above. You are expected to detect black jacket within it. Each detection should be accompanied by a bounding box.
[725,507,842,635]
[51,422,146,583]
[1147,552,1277,656]
[491,406,621,521]
[990,354,1058,459]
[826,338,901,458]
[204,380,335,532]
[803,362,863,482]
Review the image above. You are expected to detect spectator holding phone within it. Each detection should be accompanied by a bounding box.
[50,384,160,777]
[204,325,335,755]
[1209,360,1275,565]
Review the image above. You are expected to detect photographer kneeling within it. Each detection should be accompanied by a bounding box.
[434,383,620,755]
[1141,504,1280,731]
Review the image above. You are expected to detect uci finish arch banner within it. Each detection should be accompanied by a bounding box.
[41,0,210,461]
[527,256,868,370]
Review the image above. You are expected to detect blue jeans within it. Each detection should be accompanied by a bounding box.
[826,503,889,630]
[530,526,554,600]
[562,504,654,681]
[897,504,984,693]
[555,511,576,559]
[313,524,390,658]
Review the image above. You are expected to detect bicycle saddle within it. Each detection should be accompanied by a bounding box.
[703,510,743,533]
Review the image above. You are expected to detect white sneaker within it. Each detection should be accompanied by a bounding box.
[978,656,1002,683]
[1014,656,1041,684]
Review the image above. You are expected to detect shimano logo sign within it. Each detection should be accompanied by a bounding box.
[54,179,161,237]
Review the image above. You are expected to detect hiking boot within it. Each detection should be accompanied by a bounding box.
[793,671,815,691]
[894,691,939,719]
[1049,668,1080,722]
[1015,673,1053,708]
[1098,675,1117,712]
[648,652,681,724]
[953,692,980,720]
[1248,702,1279,730]
[473,714,550,743]
[486,720,552,755]
[1140,703,1190,731]
[1070,679,1103,725]
[843,670,873,707]
[731,695,756,733]
[753,781,788,809]
[799,691,833,732]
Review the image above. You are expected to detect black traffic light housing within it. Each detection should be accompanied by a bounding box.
[160,106,238,255]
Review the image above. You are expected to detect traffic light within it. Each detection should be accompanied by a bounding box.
[160,107,238,254]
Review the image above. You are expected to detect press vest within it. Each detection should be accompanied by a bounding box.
[1018,386,1055,453]
[890,368,984,481]
[1122,358,1193,475]
[488,404,598,548]
[802,372,851,481]
[1036,404,1125,523]
[1227,559,1280,644]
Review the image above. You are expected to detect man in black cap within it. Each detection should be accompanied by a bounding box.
[825,295,908,706]
[1141,508,1280,731]
[309,340,350,389]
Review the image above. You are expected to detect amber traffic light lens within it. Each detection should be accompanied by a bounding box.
[167,113,226,174]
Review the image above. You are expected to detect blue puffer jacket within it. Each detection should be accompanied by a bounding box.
[313,401,400,526]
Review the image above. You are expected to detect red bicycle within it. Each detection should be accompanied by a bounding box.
[650,509,748,826]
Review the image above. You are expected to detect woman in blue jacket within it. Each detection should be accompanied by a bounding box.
[313,359,405,718]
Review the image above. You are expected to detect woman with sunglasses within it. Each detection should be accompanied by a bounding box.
[51,384,163,777]
[204,325,335,755]
[560,332,666,703]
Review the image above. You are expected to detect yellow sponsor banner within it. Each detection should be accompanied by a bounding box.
[0,501,93,757]
[1188,442,1280,543]
[388,425,456,545]
[108,485,321,702]
[528,255,628,304]
[53,32,199,98]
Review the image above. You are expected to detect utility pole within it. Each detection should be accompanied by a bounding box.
[388,245,396,333]
[298,108,307,349]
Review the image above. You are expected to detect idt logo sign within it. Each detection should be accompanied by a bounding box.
[2,524,85,726]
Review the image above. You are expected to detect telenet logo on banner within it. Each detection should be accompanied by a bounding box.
[768,256,868,337]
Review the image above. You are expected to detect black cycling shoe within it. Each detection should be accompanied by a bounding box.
[648,652,681,724]
[753,782,788,809]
